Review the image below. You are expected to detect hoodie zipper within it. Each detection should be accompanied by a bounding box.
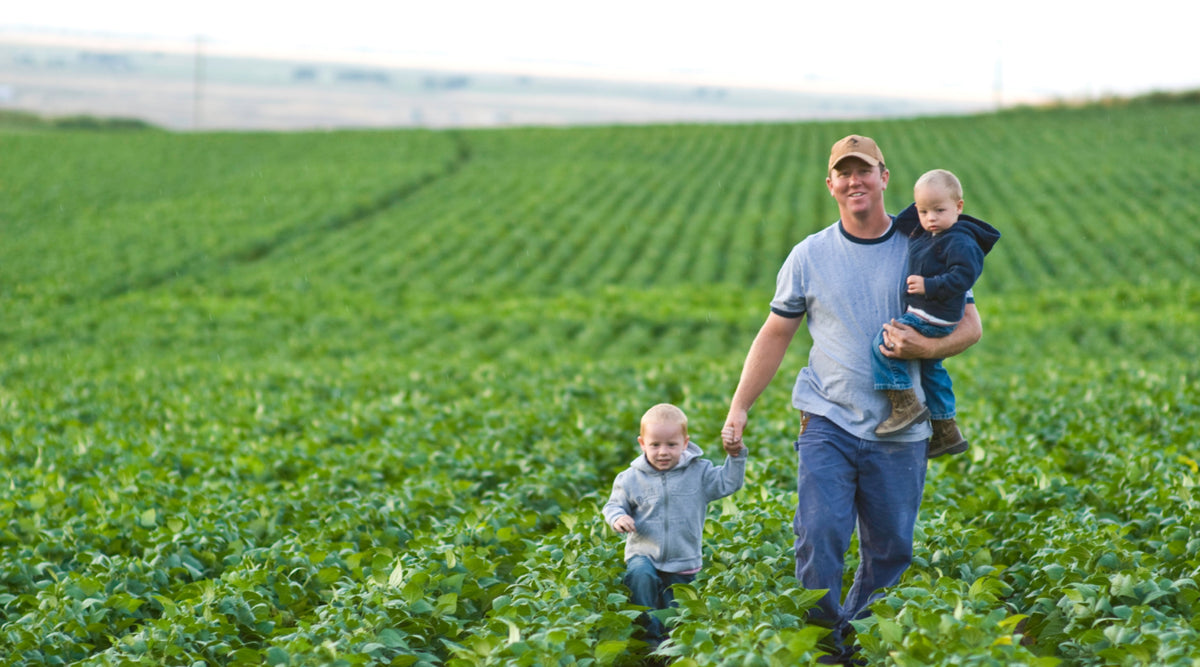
[659,472,669,563]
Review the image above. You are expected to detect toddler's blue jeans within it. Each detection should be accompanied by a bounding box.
[623,555,695,642]
[870,311,957,420]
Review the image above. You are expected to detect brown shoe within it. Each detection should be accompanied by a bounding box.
[928,418,969,458]
[875,389,930,436]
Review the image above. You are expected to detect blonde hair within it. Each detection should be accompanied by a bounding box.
[914,169,963,201]
[640,403,688,437]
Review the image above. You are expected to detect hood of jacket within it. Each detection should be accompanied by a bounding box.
[895,202,1001,255]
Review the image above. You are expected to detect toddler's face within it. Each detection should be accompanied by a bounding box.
[638,422,688,471]
[914,184,963,235]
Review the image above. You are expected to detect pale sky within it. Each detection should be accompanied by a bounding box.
[5,1,1199,105]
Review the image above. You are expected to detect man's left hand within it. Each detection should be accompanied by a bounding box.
[880,318,931,359]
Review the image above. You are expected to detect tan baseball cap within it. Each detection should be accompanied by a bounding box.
[828,135,885,171]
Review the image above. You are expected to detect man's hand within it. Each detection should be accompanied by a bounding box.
[721,423,745,456]
[612,515,636,533]
[881,305,982,360]
[722,410,747,452]
[880,318,930,359]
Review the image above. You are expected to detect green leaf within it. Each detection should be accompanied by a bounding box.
[106,593,145,614]
[595,639,627,665]
[265,647,290,666]
[388,560,405,588]
[878,618,904,644]
[998,614,1028,630]
[672,584,699,601]
[378,628,408,648]
[435,592,458,616]
[784,625,827,653]
[498,617,521,644]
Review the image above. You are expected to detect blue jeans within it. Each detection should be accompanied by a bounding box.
[871,312,957,420]
[622,555,695,641]
[794,415,927,653]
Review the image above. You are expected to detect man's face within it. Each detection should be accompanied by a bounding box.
[638,421,688,471]
[827,157,889,218]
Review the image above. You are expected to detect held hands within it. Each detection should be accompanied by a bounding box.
[721,421,745,457]
[611,515,636,534]
[906,274,926,295]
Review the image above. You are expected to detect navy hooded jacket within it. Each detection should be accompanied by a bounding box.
[894,202,1001,323]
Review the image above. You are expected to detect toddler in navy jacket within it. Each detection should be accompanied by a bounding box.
[872,169,1000,457]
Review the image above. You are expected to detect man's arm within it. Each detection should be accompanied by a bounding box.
[881,303,981,360]
[724,312,803,444]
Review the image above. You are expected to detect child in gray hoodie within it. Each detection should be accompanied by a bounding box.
[602,403,747,645]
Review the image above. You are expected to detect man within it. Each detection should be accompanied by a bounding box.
[721,135,981,664]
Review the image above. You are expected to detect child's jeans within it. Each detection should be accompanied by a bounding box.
[871,312,957,420]
[623,555,695,642]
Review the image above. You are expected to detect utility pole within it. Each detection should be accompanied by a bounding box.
[993,39,1003,110]
[193,35,205,130]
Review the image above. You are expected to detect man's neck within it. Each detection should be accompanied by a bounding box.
[840,209,893,239]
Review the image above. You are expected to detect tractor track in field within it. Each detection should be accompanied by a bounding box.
[99,131,472,300]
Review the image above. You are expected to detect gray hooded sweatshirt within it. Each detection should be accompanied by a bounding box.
[602,442,747,573]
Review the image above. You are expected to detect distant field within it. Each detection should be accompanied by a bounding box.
[1,100,1199,665]
[0,35,982,130]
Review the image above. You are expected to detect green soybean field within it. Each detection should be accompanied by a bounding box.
[2,97,1199,666]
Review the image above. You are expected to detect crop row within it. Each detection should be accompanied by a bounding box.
[0,129,462,309]
[6,105,1200,320]
[207,105,1200,299]
[3,109,1197,375]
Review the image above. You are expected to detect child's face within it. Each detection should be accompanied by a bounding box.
[638,421,688,471]
[914,184,964,235]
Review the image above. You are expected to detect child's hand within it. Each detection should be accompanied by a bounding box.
[721,425,744,456]
[612,515,636,533]
[906,275,926,295]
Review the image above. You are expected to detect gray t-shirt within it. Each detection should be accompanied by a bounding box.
[770,220,932,442]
